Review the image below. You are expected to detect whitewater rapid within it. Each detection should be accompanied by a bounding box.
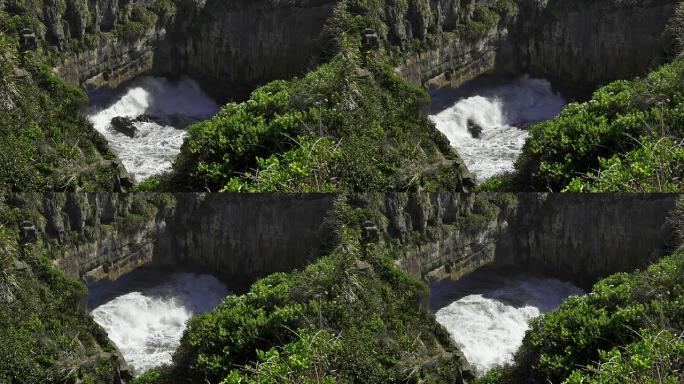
[87,76,219,181]
[429,76,566,180]
[430,268,583,375]
[89,270,229,373]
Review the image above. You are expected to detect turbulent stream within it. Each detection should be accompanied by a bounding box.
[429,75,566,180]
[430,267,584,375]
[88,269,229,373]
[87,76,219,181]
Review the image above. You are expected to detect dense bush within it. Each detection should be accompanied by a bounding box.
[115,4,159,40]
[156,200,468,384]
[563,135,684,192]
[511,57,684,191]
[0,8,131,191]
[170,55,465,192]
[0,218,120,383]
[479,249,684,384]
[0,0,175,191]
[563,329,684,384]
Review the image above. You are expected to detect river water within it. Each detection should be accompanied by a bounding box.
[429,75,566,181]
[430,267,584,375]
[87,76,219,181]
[88,269,229,373]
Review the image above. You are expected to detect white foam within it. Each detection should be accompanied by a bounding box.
[87,77,218,180]
[90,272,229,373]
[434,273,583,375]
[429,76,566,180]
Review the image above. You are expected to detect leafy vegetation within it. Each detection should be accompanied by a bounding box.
[563,135,684,192]
[165,54,467,192]
[477,245,684,384]
[0,204,123,383]
[144,0,518,193]
[563,329,684,384]
[0,0,177,191]
[139,196,472,384]
[507,56,684,192]
[0,24,117,190]
[115,4,159,41]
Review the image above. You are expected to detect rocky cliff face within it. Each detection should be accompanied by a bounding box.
[15,193,163,282]
[56,27,165,90]
[33,0,173,89]
[392,0,678,91]
[363,193,678,286]
[153,193,337,287]
[39,0,680,99]
[17,193,336,288]
[512,0,678,92]
[496,193,678,286]
[362,193,511,280]
[391,0,513,88]
[43,0,336,96]
[21,193,677,290]
[155,0,337,98]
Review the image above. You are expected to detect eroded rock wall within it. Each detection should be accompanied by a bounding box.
[391,0,511,88]
[13,193,162,282]
[353,193,512,281]
[17,193,337,287]
[39,0,172,89]
[56,28,165,89]
[365,193,678,287]
[21,193,678,290]
[514,0,678,91]
[153,193,337,286]
[155,0,337,98]
[42,0,680,98]
[496,193,678,286]
[46,0,336,96]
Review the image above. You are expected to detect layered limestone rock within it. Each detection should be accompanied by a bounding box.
[392,0,678,91]
[41,0,337,95]
[18,193,336,287]
[20,192,678,291]
[362,193,678,286]
[391,0,513,88]
[35,0,173,89]
[25,193,163,282]
[153,193,337,287]
[495,193,678,286]
[56,27,165,89]
[155,0,337,98]
[511,0,678,92]
[367,193,511,281]
[29,0,678,96]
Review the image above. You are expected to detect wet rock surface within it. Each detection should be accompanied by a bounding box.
[110,117,137,137]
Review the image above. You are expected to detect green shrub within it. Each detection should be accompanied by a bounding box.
[457,4,501,39]
[0,29,120,191]
[563,136,684,192]
[171,56,464,192]
[0,224,119,383]
[115,4,159,40]
[507,250,684,383]
[563,329,684,384]
[511,57,684,192]
[170,209,464,383]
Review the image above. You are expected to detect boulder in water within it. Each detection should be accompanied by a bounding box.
[466,119,483,139]
[110,116,137,137]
